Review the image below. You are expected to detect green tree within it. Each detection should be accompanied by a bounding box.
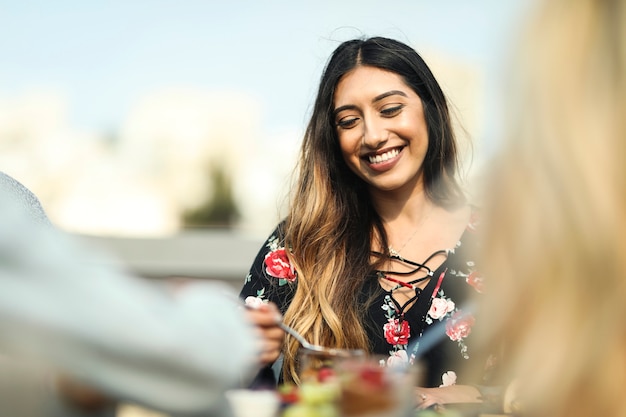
[182,163,239,228]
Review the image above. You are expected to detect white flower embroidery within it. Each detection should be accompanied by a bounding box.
[440,371,457,387]
[387,350,409,367]
[244,296,266,309]
[428,297,456,320]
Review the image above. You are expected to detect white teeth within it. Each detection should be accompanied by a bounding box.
[368,148,399,164]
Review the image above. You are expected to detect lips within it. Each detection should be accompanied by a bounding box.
[363,146,403,165]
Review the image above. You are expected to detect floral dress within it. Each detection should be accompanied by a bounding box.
[239,213,491,388]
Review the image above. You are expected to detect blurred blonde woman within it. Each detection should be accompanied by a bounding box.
[479,0,626,416]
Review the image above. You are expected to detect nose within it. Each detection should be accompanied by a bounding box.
[362,117,388,149]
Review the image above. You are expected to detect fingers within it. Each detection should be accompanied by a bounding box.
[416,391,430,410]
[415,384,482,410]
[244,302,285,365]
[257,322,284,363]
[257,338,282,365]
[415,389,440,410]
[56,374,113,410]
[246,302,282,327]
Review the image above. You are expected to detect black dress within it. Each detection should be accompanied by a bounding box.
[239,212,492,388]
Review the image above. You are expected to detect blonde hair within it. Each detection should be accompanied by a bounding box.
[479,0,626,415]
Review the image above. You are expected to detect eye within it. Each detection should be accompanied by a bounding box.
[380,104,404,117]
[336,116,359,129]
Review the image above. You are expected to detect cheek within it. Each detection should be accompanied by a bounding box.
[338,133,361,165]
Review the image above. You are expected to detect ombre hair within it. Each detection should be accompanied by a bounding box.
[280,37,465,383]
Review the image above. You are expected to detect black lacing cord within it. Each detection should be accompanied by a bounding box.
[372,249,449,314]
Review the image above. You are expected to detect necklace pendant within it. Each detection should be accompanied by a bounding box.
[389,246,401,258]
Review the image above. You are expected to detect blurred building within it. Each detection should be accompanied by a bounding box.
[0,87,298,237]
[76,229,264,292]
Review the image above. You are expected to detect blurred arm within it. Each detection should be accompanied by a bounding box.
[0,195,259,414]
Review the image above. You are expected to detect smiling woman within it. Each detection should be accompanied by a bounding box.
[240,36,497,410]
[333,67,429,191]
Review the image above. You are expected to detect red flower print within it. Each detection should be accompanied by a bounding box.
[445,311,475,342]
[466,271,484,293]
[383,318,411,346]
[264,248,297,282]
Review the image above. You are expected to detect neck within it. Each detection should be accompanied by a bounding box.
[374,190,432,226]
[382,197,436,256]
[369,171,426,219]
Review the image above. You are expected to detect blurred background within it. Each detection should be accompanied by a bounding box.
[0,0,531,288]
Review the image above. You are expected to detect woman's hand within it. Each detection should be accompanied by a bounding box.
[55,374,114,411]
[244,301,284,366]
[415,384,482,410]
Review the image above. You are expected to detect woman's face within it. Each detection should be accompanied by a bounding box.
[333,65,429,194]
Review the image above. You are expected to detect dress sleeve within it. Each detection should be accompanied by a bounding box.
[238,222,296,388]
[239,221,296,314]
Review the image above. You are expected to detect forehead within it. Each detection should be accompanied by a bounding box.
[334,66,413,105]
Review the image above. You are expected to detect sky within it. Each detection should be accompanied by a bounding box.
[0,0,532,142]
[0,0,536,236]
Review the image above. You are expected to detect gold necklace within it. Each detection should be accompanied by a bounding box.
[388,227,420,258]
[387,208,433,258]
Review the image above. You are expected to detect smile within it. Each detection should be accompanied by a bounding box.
[367,148,400,164]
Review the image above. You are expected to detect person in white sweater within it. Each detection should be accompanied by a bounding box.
[0,173,277,417]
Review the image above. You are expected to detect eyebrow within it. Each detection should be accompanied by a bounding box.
[333,90,408,117]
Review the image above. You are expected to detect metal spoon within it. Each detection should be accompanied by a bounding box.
[277,320,363,357]
[240,297,363,357]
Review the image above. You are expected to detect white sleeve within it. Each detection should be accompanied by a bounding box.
[0,194,259,414]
